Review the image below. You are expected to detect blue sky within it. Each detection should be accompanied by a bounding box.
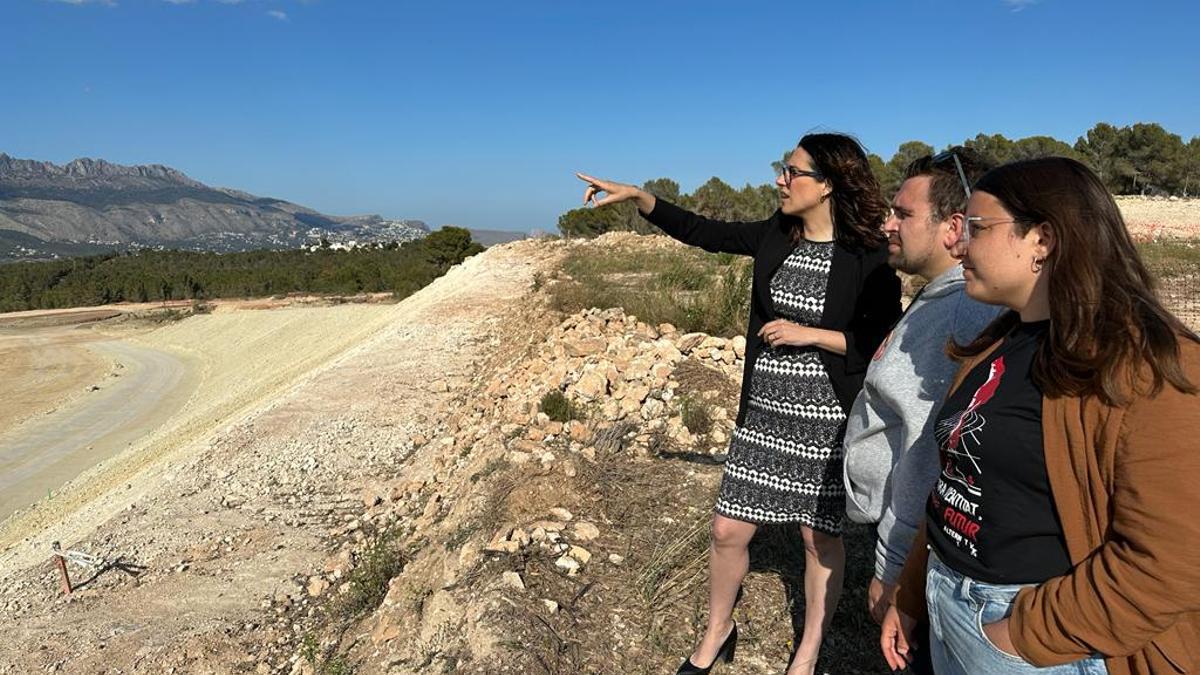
[2,0,1198,232]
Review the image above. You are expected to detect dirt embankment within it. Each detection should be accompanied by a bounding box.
[0,239,565,674]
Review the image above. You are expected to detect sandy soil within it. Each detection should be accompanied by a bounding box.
[0,338,195,521]
[0,325,110,436]
[0,240,563,673]
[0,298,405,556]
[1117,196,1200,239]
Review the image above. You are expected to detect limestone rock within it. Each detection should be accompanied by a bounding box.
[501,571,526,592]
[566,420,588,441]
[641,398,665,420]
[732,335,747,357]
[574,371,608,400]
[484,527,522,554]
[650,362,673,381]
[567,336,607,357]
[306,576,329,598]
[572,521,600,541]
[568,545,592,564]
[555,555,581,575]
[371,612,403,644]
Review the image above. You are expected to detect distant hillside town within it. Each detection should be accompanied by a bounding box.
[0,153,524,263]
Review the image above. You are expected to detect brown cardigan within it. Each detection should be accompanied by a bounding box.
[896,338,1200,675]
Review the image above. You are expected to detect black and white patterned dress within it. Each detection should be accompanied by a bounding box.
[715,239,847,534]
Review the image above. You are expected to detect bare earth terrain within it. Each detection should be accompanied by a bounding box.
[1116,195,1200,239]
[0,198,1195,675]
[0,240,564,673]
[0,312,117,437]
[0,337,194,521]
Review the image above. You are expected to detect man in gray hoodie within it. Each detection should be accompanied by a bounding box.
[843,148,1001,624]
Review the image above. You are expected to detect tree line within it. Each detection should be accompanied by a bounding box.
[0,227,484,313]
[559,121,1200,236]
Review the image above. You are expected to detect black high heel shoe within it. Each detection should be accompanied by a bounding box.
[676,623,737,675]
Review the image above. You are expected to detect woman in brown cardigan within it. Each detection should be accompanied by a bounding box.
[879,157,1200,674]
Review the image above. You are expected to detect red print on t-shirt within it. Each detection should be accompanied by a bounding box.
[947,356,1006,451]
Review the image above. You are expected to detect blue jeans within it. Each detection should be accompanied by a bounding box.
[925,553,1107,675]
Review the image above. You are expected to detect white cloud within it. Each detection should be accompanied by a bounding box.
[1002,0,1040,11]
[162,0,196,4]
[266,9,288,21]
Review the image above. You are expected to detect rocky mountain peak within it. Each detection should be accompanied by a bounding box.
[0,152,433,259]
[0,152,202,187]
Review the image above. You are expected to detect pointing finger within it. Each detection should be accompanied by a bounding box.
[576,172,608,190]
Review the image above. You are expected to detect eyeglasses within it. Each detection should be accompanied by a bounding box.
[777,165,825,187]
[961,217,1019,245]
[932,150,972,203]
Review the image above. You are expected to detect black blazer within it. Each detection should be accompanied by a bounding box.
[644,199,901,426]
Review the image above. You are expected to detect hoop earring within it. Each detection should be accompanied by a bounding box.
[1032,256,1045,273]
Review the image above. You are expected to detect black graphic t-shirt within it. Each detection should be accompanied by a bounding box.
[926,320,1072,584]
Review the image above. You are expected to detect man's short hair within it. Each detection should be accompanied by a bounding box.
[902,146,993,223]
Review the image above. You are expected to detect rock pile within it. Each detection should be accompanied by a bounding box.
[307,306,744,672]
[486,307,744,457]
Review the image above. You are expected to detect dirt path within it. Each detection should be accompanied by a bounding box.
[0,324,111,435]
[0,240,562,674]
[0,340,193,520]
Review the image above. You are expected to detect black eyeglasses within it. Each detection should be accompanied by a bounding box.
[932,150,972,202]
[777,165,825,187]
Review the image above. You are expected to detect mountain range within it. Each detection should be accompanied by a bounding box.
[0,153,511,262]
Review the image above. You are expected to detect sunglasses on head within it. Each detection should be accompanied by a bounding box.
[932,150,972,202]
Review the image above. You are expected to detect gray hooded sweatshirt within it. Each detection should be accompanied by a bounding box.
[842,265,1001,584]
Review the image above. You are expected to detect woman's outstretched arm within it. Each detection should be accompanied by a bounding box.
[576,172,770,256]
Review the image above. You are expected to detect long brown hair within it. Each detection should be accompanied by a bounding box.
[796,133,888,250]
[949,157,1198,405]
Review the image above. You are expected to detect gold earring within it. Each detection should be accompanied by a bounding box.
[1032,256,1045,273]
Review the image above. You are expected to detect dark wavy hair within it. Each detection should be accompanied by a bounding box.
[796,133,889,250]
[949,156,1198,405]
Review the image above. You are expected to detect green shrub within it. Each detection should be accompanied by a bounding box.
[678,394,713,436]
[1137,239,1200,278]
[550,245,751,338]
[332,528,406,621]
[657,260,708,291]
[539,390,582,422]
